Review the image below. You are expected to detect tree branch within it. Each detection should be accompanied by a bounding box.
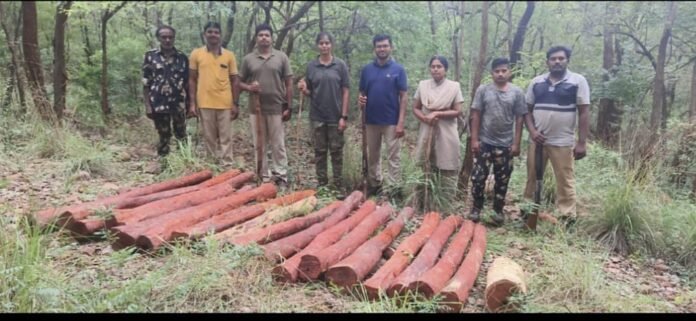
[615,30,657,70]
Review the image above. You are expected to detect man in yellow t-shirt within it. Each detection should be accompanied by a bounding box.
[188,21,240,165]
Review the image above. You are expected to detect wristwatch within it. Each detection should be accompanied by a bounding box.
[341,115,348,121]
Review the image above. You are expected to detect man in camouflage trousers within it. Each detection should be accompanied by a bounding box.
[142,25,189,156]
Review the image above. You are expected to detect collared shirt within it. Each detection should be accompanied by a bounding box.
[525,69,590,147]
[189,46,238,109]
[359,58,408,125]
[240,48,293,115]
[305,56,350,123]
[142,47,189,113]
[471,83,527,147]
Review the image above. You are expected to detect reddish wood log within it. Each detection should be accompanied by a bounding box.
[197,169,242,187]
[297,205,392,281]
[484,256,527,312]
[362,212,441,300]
[388,215,462,296]
[271,198,375,283]
[324,207,414,287]
[227,201,343,246]
[439,223,487,312]
[263,191,363,263]
[134,183,277,250]
[69,219,107,238]
[111,183,264,250]
[214,197,317,240]
[34,169,213,227]
[107,172,255,227]
[407,220,475,298]
[171,190,317,240]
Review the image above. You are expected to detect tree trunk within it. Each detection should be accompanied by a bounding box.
[53,1,72,120]
[505,1,513,55]
[690,61,696,123]
[428,1,436,40]
[2,63,16,109]
[596,2,621,147]
[100,1,128,117]
[0,2,27,110]
[222,1,236,48]
[274,1,316,51]
[651,1,676,133]
[318,1,324,32]
[245,4,259,54]
[341,9,359,72]
[458,1,488,195]
[21,1,55,123]
[453,2,465,83]
[509,1,535,67]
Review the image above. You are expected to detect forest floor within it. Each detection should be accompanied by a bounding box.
[1,110,695,312]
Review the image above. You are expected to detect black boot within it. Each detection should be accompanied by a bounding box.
[492,199,505,226]
[469,207,482,223]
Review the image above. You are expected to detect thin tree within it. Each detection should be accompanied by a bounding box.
[509,1,535,68]
[22,1,55,123]
[650,1,677,133]
[0,2,27,110]
[99,1,128,116]
[596,2,621,147]
[53,1,73,120]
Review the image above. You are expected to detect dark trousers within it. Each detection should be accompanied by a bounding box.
[312,122,344,187]
[152,110,186,156]
[470,143,513,212]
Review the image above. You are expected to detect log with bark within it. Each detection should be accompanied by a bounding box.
[297,205,394,281]
[171,190,317,240]
[263,191,363,262]
[34,169,213,227]
[271,199,375,283]
[226,199,343,246]
[407,220,475,298]
[133,183,278,250]
[324,207,414,288]
[197,169,242,187]
[388,215,463,296]
[362,212,441,300]
[484,256,527,312]
[439,223,487,312]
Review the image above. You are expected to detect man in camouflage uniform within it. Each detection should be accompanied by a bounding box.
[142,25,189,156]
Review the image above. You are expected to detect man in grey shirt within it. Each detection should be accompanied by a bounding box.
[469,57,527,225]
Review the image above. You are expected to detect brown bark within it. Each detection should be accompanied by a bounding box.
[131,183,277,250]
[228,200,341,246]
[408,220,475,298]
[0,2,27,110]
[172,190,318,240]
[274,1,316,51]
[324,207,414,288]
[363,212,441,300]
[21,1,54,123]
[650,1,676,133]
[458,1,489,194]
[297,205,392,281]
[440,223,487,312]
[485,256,527,312]
[198,169,242,188]
[100,1,128,116]
[388,215,463,296]
[34,170,213,227]
[53,1,73,120]
[272,199,376,283]
[107,172,254,227]
[509,1,535,66]
[596,2,621,147]
[263,191,363,263]
[221,1,236,48]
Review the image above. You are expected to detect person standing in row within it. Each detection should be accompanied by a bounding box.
[239,23,293,188]
[298,32,350,193]
[469,58,527,225]
[142,25,189,157]
[358,34,408,197]
[188,22,240,165]
[412,55,464,208]
[524,46,590,223]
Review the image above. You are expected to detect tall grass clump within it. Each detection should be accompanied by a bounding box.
[159,137,213,179]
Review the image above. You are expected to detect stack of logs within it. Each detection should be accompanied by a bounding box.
[33,169,489,312]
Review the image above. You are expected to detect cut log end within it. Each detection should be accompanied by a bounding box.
[440,291,463,313]
[407,281,435,299]
[271,264,295,283]
[324,266,358,288]
[297,255,322,281]
[68,219,105,238]
[485,281,521,312]
[387,283,406,297]
[363,285,382,301]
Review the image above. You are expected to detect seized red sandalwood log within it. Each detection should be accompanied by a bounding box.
[440,223,487,312]
[134,183,277,250]
[484,256,527,312]
[107,172,255,227]
[171,190,317,240]
[214,197,317,240]
[362,212,441,300]
[263,191,363,263]
[324,207,414,287]
[297,205,393,281]
[227,200,343,246]
[197,169,242,187]
[388,215,463,296]
[271,198,375,283]
[34,169,213,227]
[407,220,475,298]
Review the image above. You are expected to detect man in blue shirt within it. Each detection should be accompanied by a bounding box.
[358,34,408,197]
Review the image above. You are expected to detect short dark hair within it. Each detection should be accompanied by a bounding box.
[372,34,392,47]
[429,55,449,71]
[491,57,510,70]
[315,32,334,44]
[546,46,572,60]
[255,23,273,37]
[155,25,176,38]
[203,21,221,33]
